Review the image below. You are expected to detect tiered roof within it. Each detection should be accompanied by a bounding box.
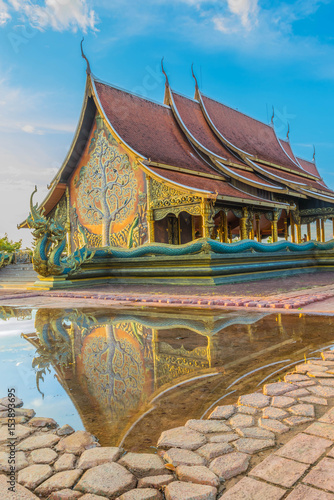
[36,68,334,220]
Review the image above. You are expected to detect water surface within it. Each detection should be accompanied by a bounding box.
[0,305,333,452]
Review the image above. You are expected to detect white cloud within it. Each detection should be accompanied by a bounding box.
[0,0,10,25]
[2,0,98,32]
[226,0,258,29]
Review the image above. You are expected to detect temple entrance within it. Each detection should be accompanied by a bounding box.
[167,215,179,244]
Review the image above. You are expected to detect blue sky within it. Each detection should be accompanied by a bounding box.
[0,0,334,246]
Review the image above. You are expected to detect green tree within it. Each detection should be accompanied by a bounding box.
[0,234,22,252]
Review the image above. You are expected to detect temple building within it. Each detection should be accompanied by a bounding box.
[21,56,334,250]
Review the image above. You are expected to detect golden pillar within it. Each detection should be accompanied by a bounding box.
[256,214,261,242]
[316,219,321,242]
[201,199,212,238]
[65,187,71,255]
[284,218,288,241]
[307,223,311,241]
[321,219,325,242]
[147,208,155,243]
[290,216,295,243]
[272,211,279,243]
[222,210,228,243]
[332,217,334,239]
[240,207,248,240]
[296,223,302,244]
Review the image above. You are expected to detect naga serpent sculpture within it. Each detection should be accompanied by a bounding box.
[26,187,95,277]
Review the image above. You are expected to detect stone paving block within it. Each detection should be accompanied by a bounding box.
[238,393,271,409]
[54,453,76,471]
[237,406,258,415]
[236,426,275,440]
[320,379,334,386]
[209,451,250,480]
[262,407,288,420]
[29,417,58,428]
[327,447,334,457]
[36,470,83,496]
[305,422,334,440]
[57,425,75,437]
[0,395,23,407]
[118,489,163,500]
[30,447,58,464]
[308,385,334,398]
[164,481,217,500]
[74,462,136,497]
[220,476,286,499]
[176,465,219,487]
[18,464,53,489]
[56,431,98,455]
[286,388,310,398]
[288,403,315,417]
[118,452,166,478]
[138,475,174,489]
[157,426,207,450]
[322,352,334,361]
[263,382,297,396]
[285,374,310,383]
[186,419,231,434]
[0,423,34,443]
[78,447,123,469]
[250,454,309,487]
[294,380,316,387]
[0,450,28,472]
[0,474,39,499]
[308,371,334,378]
[320,408,334,424]
[233,437,275,454]
[197,442,233,460]
[48,489,83,500]
[18,433,60,451]
[209,405,235,420]
[208,433,238,443]
[303,457,334,492]
[258,418,290,434]
[275,432,332,464]
[299,395,328,405]
[271,396,296,408]
[284,416,314,426]
[229,414,254,428]
[285,483,334,499]
[163,448,206,467]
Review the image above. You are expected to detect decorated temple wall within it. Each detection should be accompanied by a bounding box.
[68,114,148,249]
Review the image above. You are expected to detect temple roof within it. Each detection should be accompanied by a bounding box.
[23,69,334,225]
[169,90,244,165]
[94,80,218,177]
[200,94,308,175]
[146,166,287,207]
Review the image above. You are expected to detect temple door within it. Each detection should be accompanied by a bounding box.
[167,215,180,244]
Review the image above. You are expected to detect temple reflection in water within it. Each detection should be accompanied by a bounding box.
[5,305,332,451]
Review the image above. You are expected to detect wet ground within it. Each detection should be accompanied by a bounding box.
[1,305,334,453]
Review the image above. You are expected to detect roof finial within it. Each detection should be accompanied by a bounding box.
[313,145,316,162]
[161,57,169,87]
[270,106,275,126]
[286,123,290,141]
[80,38,91,75]
[191,63,199,91]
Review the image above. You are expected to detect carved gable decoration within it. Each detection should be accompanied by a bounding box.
[70,116,148,248]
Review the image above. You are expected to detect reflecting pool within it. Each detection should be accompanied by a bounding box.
[0,305,334,452]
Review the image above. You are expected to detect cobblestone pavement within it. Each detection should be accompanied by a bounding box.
[2,350,334,499]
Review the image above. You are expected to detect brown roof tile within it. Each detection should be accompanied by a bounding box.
[171,91,244,165]
[94,80,217,176]
[201,94,306,173]
[147,165,279,204]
